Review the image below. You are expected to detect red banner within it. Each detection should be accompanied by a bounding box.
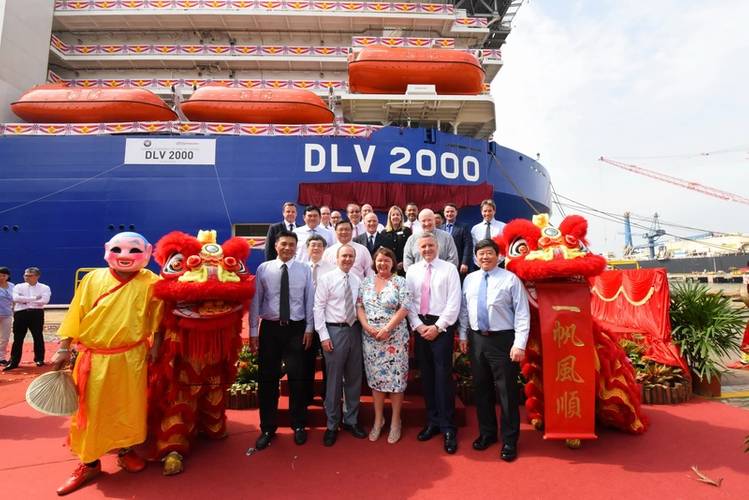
[536,281,597,441]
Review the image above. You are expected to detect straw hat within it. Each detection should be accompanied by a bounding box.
[25,370,78,417]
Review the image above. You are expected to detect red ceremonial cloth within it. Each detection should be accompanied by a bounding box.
[298,181,493,211]
[536,281,597,441]
[590,268,689,374]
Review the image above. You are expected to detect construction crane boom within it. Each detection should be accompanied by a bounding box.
[599,157,749,206]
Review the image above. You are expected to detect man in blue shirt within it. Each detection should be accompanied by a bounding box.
[251,231,315,449]
[459,238,530,462]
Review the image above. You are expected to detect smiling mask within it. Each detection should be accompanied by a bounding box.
[104,232,153,273]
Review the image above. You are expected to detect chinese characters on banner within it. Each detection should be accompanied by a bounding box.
[536,281,597,441]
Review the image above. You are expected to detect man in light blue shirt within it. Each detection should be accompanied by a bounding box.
[250,230,315,450]
[294,205,334,262]
[0,267,14,366]
[459,238,530,462]
[470,199,505,267]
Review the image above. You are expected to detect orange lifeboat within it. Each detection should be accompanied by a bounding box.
[181,86,334,124]
[11,83,177,123]
[348,46,485,95]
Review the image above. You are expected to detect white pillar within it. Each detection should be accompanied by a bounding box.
[0,0,55,122]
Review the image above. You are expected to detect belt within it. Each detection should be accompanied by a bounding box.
[264,319,305,327]
[326,321,359,328]
[470,329,514,337]
[418,314,440,323]
[73,339,147,430]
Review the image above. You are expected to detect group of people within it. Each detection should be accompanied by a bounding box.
[254,200,530,461]
[0,266,52,371]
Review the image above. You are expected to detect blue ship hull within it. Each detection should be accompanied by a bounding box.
[0,126,551,302]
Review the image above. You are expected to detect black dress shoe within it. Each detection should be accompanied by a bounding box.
[444,431,458,454]
[472,434,498,451]
[255,431,274,450]
[323,429,337,447]
[2,364,18,372]
[0,360,8,366]
[35,361,45,367]
[342,423,367,439]
[500,443,518,462]
[416,425,440,442]
[293,428,307,445]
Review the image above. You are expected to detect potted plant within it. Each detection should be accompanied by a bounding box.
[619,335,691,404]
[669,282,747,397]
[453,352,474,405]
[227,344,259,409]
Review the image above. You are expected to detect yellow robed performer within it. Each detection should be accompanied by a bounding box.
[51,232,162,496]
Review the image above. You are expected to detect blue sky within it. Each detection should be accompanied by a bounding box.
[492,0,749,255]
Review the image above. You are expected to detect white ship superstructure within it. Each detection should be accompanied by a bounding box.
[38,0,521,138]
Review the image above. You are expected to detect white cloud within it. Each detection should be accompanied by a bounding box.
[492,0,749,255]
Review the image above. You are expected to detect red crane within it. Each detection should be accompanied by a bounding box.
[599,156,749,206]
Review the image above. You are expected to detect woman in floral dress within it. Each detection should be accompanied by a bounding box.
[356,247,411,444]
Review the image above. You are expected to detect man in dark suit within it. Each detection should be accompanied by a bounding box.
[354,212,385,257]
[442,203,473,278]
[265,201,298,261]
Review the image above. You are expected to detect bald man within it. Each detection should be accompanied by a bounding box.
[402,209,458,270]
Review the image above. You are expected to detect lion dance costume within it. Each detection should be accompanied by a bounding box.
[148,230,255,475]
[496,214,647,446]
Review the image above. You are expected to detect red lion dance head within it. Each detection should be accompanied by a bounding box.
[497,213,607,282]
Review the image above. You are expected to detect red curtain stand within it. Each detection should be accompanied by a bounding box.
[298,181,494,212]
[591,268,689,373]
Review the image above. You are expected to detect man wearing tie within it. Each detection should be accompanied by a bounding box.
[354,212,384,257]
[346,203,365,238]
[265,201,298,261]
[294,205,334,262]
[320,205,333,231]
[303,234,334,404]
[470,199,504,267]
[442,203,473,277]
[251,231,315,450]
[458,238,530,462]
[405,232,461,454]
[314,245,367,446]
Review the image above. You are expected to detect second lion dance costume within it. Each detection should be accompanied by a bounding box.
[147,230,255,475]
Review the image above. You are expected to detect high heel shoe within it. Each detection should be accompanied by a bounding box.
[369,421,384,442]
[387,421,402,444]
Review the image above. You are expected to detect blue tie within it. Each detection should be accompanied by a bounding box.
[477,272,490,331]
[447,224,453,235]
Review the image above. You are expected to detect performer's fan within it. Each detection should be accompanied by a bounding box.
[25,370,78,416]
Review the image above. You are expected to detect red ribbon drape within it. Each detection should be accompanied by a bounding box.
[590,268,688,373]
[298,181,494,211]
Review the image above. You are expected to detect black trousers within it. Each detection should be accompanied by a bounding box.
[416,314,456,433]
[258,319,308,433]
[469,330,520,445]
[10,309,45,365]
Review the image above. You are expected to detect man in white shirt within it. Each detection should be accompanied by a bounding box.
[403,202,421,233]
[303,234,335,404]
[329,210,342,227]
[322,221,373,281]
[5,267,51,370]
[361,204,385,233]
[314,244,367,446]
[346,203,365,238]
[405,233,461,454]
[294,205,334,262]
[402,209,459,270]
[320,205,333,231]
[458,238,530,462]
[470,199,505,266]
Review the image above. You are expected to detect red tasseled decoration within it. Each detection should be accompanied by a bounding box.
[558,215,590,246]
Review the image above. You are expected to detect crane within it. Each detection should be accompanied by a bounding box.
[599,157,749,206]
